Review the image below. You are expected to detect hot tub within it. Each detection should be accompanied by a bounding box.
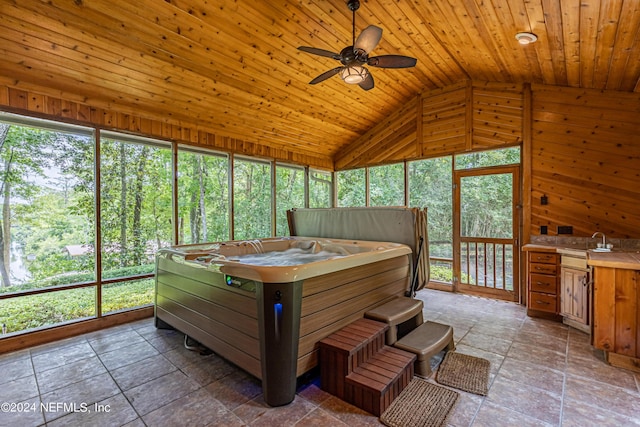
[155,236,412,406]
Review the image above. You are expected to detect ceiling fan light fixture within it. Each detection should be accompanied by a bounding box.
[515,32,537,45]
[341,65,369,84]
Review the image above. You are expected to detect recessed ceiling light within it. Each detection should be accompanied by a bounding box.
[515,32,537,45]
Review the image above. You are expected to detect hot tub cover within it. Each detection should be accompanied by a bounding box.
[287,207,429,291]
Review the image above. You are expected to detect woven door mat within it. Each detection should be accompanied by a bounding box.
[436,351,490,395]
[380,378,459,427]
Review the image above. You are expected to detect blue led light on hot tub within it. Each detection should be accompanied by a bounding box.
[274,302,283,341]
[225,275,233,285]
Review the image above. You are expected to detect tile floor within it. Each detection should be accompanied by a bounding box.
[1,289,640,426]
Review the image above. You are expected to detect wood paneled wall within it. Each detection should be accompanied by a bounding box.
[0,86,334,170]
[333,97,419,170]
[334,81,640,240]
[530,84,640,238]
[335,81,524,164]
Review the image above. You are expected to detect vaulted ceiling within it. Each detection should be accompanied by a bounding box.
[1,0,639,161]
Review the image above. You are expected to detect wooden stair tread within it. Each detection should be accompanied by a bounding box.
[346,346,416,392]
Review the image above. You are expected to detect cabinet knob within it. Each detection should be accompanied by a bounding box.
[535,300,550,305]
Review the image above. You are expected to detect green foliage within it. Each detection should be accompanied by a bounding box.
[337,169,366,206]
[309,169,332,208]
[409,156,453,256]
[369,163,404,206]
[234,159,272,239]
[177,151,229,244]
[460,174,513,238]
[455,146,520,170]
[275,165,304,236]
[0,279,154,333]
[430,264,470,283]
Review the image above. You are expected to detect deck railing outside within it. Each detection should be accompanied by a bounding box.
[460,237,514,291]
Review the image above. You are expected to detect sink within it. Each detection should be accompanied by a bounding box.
[591,248,611,252]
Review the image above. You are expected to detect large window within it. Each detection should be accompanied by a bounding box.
[309,169,332,208]
[336,168,366,206]
[369,163,405,206]
[275,164,305,236]
[409,157,453,284]
[100,133,173,312]
[0,110,523,341]
[0,118,95,333]
[177,148,229,244]
[455,146,520,169]
[233,158,272,239]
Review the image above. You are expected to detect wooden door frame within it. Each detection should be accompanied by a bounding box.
[453,165,521,301]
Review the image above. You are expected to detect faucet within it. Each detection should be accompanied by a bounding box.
[591,231,606,248]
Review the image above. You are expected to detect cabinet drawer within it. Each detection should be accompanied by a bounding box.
[530,273,557,293]
[529,252,558,264]
[530,262,557,275]
[529,292,557,313]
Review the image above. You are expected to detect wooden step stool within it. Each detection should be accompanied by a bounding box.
[318,318,388,400]
[393,321,455,377]
[344,345,416,416]
[364,296,424,345]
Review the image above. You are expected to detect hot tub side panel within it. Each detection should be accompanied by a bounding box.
[155,256,262,379]
[295,254,412,375]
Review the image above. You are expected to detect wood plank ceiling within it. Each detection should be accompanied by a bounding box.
[0,0,639,163]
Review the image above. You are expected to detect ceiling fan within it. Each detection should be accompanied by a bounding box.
[298,0,417,91]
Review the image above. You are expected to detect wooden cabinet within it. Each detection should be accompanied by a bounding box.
[560,266,589,332]
[592,266,640,373]
[526,251,560,319]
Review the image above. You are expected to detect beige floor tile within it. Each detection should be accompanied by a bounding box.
[564,375,640,419]
[506,340,566,372]
[4,289,640,427]
[472,400,554,427]
[445,391,483,426]
[561,397,640,427]
[513,329,568,354]
[123,370,200,416]
[565,352,638,391]
[317,395,384,426]
[97,340,159,370]
[0,396,45,427]
[31,342,95,373]
[296,407,350,426]
[0,356,34,385]
[110,353,176,391]
[142,388,237,427]
[205,369,263,410]
[496,358,564,395]
[0,374,39,402]
[459,330,513,356]
[46,393,138,427]
[36,355,107,394]
[486,376,561,425]
[40,372,121,423]
[87,329,145,354]
[236,395,317,426]
[179,355,237,386]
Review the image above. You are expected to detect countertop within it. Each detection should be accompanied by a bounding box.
[587,251,640,270]
[523,243,640,270]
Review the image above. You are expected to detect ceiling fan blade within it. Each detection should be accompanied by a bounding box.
[368,55,417,68]
[309,67,343,85]
[358,72,374,91]
[297,46,341,60]
[354,25,383,54]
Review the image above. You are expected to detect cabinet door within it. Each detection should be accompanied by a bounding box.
[561,267,588,324]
